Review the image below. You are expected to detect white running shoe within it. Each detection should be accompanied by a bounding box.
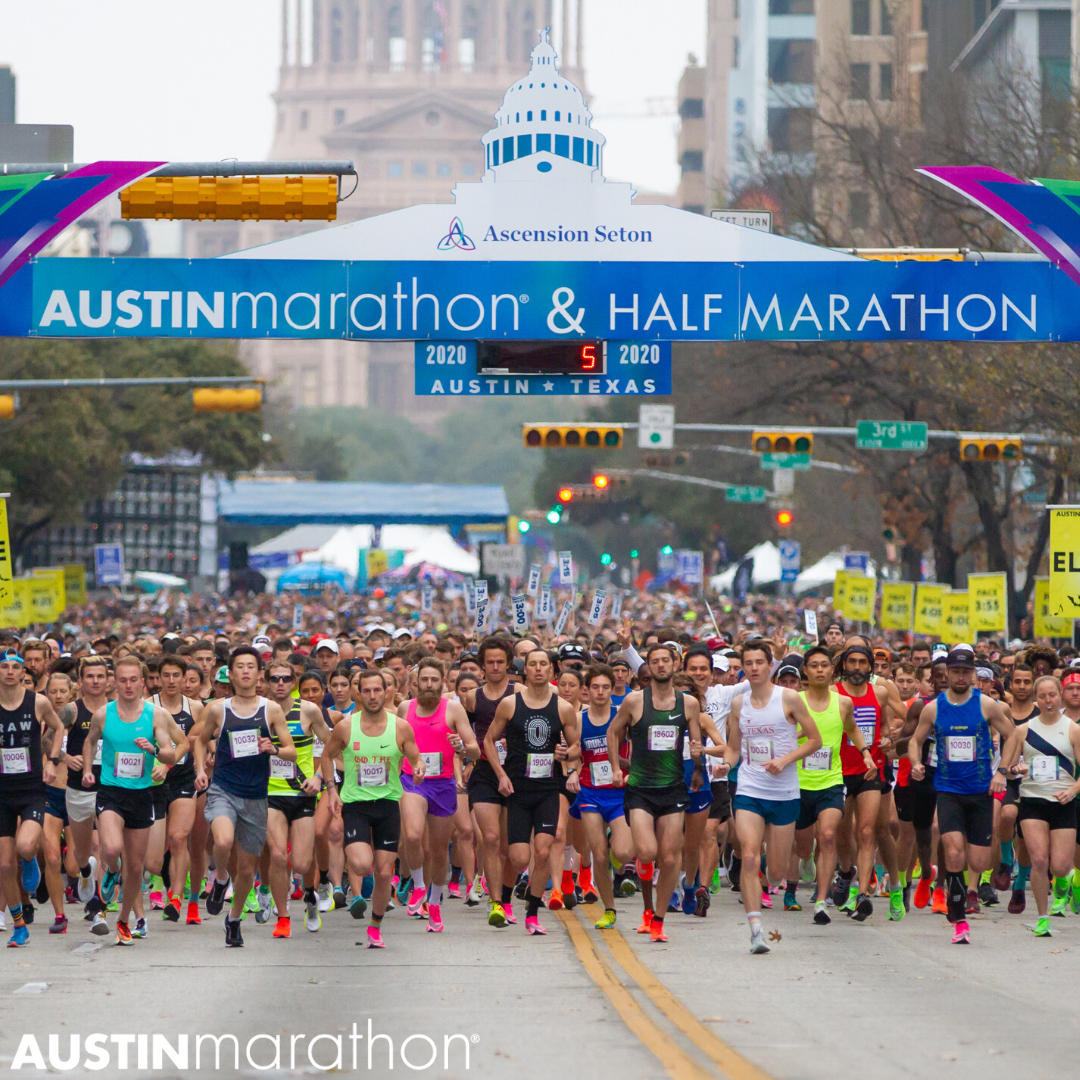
[78,856,98,903]
[317,882,334,913]
[90,912,109,937]
[466,878,484,907]
[304,898,321,933]
[749,928,770,955]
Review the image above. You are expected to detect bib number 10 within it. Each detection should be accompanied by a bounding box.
[618,344,661,365]
[425,344,468,365]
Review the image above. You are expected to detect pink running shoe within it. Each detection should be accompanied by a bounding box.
[408,887,427,917]
[366,926,385,948]
[760,891,773,909]
[951,920,970,945]
[447,882,463,900]
[149,891,165,910]
[503,903,517,925]
[525,916,547,936]
[427,904,444,932]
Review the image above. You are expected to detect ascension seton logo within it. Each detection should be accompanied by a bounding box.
[437,217,476,252]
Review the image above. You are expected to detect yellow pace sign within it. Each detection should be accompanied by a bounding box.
[879,582,913,630]
[1048,507,1080,618]
[913,584,944,636]
[942,591,970,643]
[844,575,876,624]
[967,572,1008,634]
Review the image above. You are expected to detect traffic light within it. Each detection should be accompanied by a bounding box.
[0,396,15,419]
[517,519,531,534]
[522,424,624,449]
[752,431,813,454]
[192,388,263,412]
[546,504,563,524]
[557,487,574,503]
[960,438,1022,462]
[630,549,640,559]
[600,553,612,566]
[593,474,610,489]
[661,545,673,555]
[120,175,339,221]
[775,509,794,527]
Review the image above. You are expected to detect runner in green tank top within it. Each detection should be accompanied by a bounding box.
[789,645,874,924]
[324,669,423,948]
[263,661,336,937]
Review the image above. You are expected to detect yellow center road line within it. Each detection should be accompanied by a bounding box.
[565,905,777,1080]
[556,909,717,1080]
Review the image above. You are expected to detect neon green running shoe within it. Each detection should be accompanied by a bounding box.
[1050,894,1069,918]
[1070,884,1080,916]
[244,888,260,914]
[487,901,507,928]
[594,909,617,929]
[709,867,722,894]
[839,884,858,913]
[888,888,906,921]
[1029,916,1052,937]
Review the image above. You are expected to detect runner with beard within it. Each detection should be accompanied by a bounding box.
[397,658,479,933]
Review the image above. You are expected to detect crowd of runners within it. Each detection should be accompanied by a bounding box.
[1,590,1078,954]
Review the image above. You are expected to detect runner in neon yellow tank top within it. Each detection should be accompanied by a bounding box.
[324,668,424,949]
[787,645,873,924]
[263,661,336,938]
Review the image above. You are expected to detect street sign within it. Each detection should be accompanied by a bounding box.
[772,468,795,495]
[761,453,811,470]
[93,544,124,587]
[725,486,767,503]
[844,551,870,573]
[779,540,801,582]
[482,543,526,577]
[710,209,773,233]
[638,404,675,449]
[856,421,928,451]
[676,550,704,585]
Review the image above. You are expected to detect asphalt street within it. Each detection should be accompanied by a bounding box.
[0,883,1074,1080]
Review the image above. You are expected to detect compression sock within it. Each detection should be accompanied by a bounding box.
[1015,865,1031,890]
[412,868,424,890]
[746,911,762,935]
[501,885,514,905]
[371,911,384,928]
[946,870,967,923]
[1000,840,1014,868]
[9,904,24,928]
[431,884,444,906]
[526,894,542,919]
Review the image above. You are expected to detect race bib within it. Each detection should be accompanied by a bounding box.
[804,747,832,771]
[114,751,145,780]
[590,759,614,786]
[927,741,938,768]
[270,755,296,779]
[420,751,443,775]
[359,761,388,787]
[746,738,773,766]
[946,736,974,762]
[496,741,508,765]
[93,742,103,766]
[313,737,325,758]
[683,734,692,761]
[648,725,678,751]
[61,734,68,754]
[856,721,876,746]
[229,728,260,759]
[0,747,29,774]
[1030,754,1060,782]
[526,752,554,779]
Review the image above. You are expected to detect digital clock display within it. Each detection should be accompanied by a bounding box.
[476,340,605,375]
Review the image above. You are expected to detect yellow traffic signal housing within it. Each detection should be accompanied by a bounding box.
[752,431,814,454]
[960,438,1022,462]
[121,175,338,221]
[192,388,263,413]
[0,396,15,419]
[522,424,624,449]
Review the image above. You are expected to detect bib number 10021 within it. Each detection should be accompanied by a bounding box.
[425,344,468,365]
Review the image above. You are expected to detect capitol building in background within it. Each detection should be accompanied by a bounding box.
[186,0,588,422]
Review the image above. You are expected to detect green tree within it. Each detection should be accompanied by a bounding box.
[0,338,271,561]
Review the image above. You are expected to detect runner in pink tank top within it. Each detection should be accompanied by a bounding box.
[396,660,480,931]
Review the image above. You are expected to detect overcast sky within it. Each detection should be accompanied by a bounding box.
[0,0,705,194]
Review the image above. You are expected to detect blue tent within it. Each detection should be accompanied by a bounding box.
[276,562,350,591]
[217,481,509,528]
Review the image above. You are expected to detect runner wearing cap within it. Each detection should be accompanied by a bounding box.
[909,649,1020,944]
[1012,675,1080,936]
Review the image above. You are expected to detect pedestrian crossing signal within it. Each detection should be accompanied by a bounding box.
[960,438,1021,462]
[752,431,813,454]
[523,424,624,449]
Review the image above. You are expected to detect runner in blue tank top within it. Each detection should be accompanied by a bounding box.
[909,649,1020,946]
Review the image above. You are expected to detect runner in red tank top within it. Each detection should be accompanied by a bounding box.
[832,644,902,923]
